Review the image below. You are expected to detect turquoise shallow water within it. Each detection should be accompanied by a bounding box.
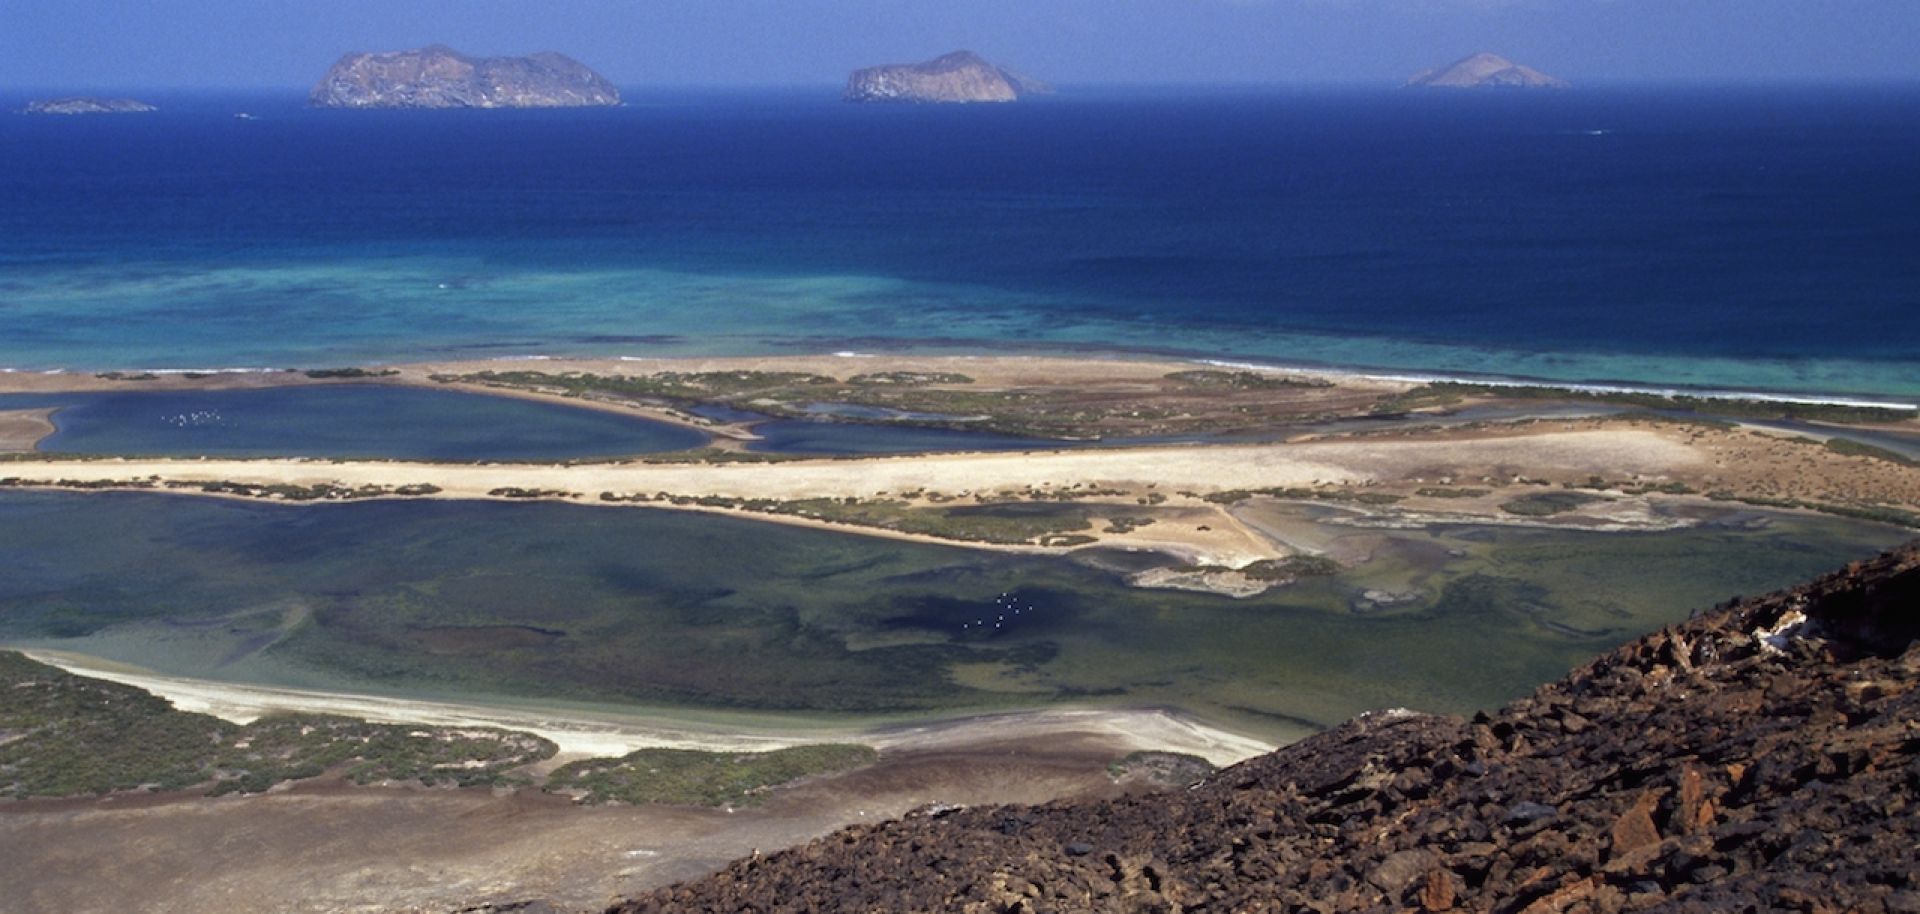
[3,258,1914,402]
[2,88,1915,399]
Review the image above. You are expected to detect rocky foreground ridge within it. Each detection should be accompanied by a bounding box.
[611,542,1920,913]
[845,51,1047,103]
[310,45,619,109]
[1408,53,1569,89]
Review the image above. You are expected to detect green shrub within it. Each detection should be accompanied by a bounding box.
[1499,492,1606,517]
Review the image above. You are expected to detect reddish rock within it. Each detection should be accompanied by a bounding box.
[1419,869,1456,911]
[1608,791,1664,860]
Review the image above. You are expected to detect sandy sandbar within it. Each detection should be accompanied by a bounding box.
[24,649,1274,767]
[0,408,55,452]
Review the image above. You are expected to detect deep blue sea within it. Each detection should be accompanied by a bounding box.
[3,87,1916,398]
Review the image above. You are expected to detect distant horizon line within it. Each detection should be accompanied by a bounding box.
[8,76,1920,96]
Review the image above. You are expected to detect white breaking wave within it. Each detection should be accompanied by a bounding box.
[1190,359,1918,412]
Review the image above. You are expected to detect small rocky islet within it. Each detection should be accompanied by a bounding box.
[845,50,1049,104]
[308,44,620,109]
[1408,52,1569,89]
[21,97,157,115]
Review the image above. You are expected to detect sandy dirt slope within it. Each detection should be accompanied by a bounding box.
[0,731,1152,914]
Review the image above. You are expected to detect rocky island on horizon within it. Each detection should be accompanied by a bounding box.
[309,44,620,109]
[22,97,158,115]
[1407,52,1570,89]
[845,50,1049,104]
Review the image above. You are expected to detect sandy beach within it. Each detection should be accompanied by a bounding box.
[2,352,1915,575]
[6,416,1918,569]
[0,426,1721,561]
[24,650,1275,766]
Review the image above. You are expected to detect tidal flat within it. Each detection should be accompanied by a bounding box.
[0,490,1902,740]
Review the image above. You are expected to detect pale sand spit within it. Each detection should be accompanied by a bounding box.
[26,650,1274,767]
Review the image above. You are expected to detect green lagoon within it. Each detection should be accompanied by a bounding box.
[1,490,1904,739]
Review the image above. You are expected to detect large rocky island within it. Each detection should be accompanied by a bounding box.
[1407,52,1569,89]
[22,97,157,115]
[845,50,1047,104]
[309,45,619,109]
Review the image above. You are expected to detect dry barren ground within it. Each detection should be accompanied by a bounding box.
[0,732,1145,914]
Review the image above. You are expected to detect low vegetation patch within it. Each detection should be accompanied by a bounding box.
[1415,486,1490,499]
[1822,437,1918,467]
[1107,750,1218,787]
[1704,492,1920,529]
[303,367,399,379]
[1499,491,1607,517]
[1166,554,1340,585]
[1384,382,1916,425]
[1164,370,1330,391]
[0,653,894,805]
[444,367,1376,440]
[0,478,442,500]
[1567,476,1697,496]
[200,481,441,500]
[847,371,974,386]
[0,651,554,799]
[1240,555,1342,580]
[1101,515,1156,534]
[546,744,878,807]
[1205,487,1403,507]
[0,476,157,489]
[487,486,575,499]
[449,370,835,405]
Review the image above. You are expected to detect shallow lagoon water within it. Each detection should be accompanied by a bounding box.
[0,385,707,460]
[0,490,1903,737]
[0,385,1075,459]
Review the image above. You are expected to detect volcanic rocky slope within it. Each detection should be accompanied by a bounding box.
[613,542,1920,913]
[845,51,1047,104]
[310,45,619,109]
[1407,53,1569,89]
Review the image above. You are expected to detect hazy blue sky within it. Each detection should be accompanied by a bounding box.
[5,0,1919,89]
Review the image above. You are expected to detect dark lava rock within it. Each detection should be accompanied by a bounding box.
[310,45,619,109]
[1503,801,1557,825]
[609,542,1920,912]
